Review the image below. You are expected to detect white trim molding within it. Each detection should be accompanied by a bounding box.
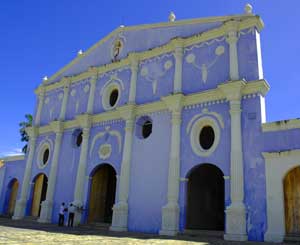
[40,15,263,92]
[0,155,25,162]
[262,149,300,242]
[189,116,221,157]
[262,119,300,132]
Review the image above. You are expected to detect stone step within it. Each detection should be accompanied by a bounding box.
[80,222,110,230]
[183,229,224,238]
[285,233,300,243]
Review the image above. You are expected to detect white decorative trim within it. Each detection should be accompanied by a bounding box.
[0,155,25,162]
[140,59,173,94]
[37,141,51,169]
[34,80,269,136]
[185,37,225,52]
[186,108,224,133]
[188,116,221,157]
[262,149,300,242]
[98,144,112,160]
[42,15,263,91]
[185,45,225,83]
[89,127,122,157]
[262,119,300,132]
[100,74,124,111]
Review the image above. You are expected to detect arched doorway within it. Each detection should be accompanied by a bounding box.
[284,166,300,234]
[186,164,224,230]
[31,174,48,217]
[88,164,116,223]
[6,179,19,216]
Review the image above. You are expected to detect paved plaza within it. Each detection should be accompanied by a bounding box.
[0,217,295,245]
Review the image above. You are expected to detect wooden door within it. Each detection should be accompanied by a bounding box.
[31,175,44,217]
[284,166,300,234]
[88,167,109,223]
[7,180,19,215]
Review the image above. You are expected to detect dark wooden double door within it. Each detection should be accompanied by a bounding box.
[186,164,224,231]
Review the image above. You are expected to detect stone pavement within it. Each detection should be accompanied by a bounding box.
[0,217,294,245]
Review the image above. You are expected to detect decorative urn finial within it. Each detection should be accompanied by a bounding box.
[169,11,176,22]
[244,3,253,14]
[43,76,48,83]
[77,49,83,56]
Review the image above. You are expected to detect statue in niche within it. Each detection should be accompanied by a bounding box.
[112,39,123,61]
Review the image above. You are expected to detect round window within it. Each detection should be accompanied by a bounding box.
[101,82,121,111]
[42,148,49,165]
[109,89,119,107]
[142,120,152,139]
[136,116,153,139]
[199,126,215,150]
[76,131,83,147]
[190,116,220,157]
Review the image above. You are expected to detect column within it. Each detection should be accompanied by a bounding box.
[13,127,38,220]
[87,75,97,114]
[173,40,184,93]
[59,78,71,121]
[34,86,45,126]
[72,114,91,225]
[219,81,247,241]
[128,54,139,103]
[111,105,136,232]
[160,94,184,236]
[38,121,64,223]
[225,21,239,81]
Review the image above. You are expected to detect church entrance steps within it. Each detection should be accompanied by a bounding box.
[285,233,300,243]
[183,229,224,238]
[79,222,110,230]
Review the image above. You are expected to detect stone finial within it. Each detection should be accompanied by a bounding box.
[169,11,176,22]
[244,3,253,14]
[119,25,125,28]
[43,76,48,82]
[77,49,83,56]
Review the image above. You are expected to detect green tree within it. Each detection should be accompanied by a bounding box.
[19,114,33,153]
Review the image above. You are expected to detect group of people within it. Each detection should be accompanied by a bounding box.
[58,202,78,227]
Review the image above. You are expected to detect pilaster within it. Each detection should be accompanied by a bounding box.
[128,53,139,103]
[34,86,45,126]
[225,21,240,81]
[13,126,38,220]
[72,114,92,226]
[87,70,97,114]
[59,78,71,121]
[172,39,184,93]
[111,104,136,232]
[38,121,64,223]
[219,80,247,241]
[160,93,184,236]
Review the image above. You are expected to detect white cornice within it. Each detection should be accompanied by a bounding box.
[262,119,300,132]
[262,149,300,160]
[40,15,263,92]
[0,155,25,162]
[34,79,268,135]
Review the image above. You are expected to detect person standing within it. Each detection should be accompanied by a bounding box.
[68,203,76,227]
[58,202,66,226]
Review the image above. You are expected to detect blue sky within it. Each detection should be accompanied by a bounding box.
[0,0,299,157]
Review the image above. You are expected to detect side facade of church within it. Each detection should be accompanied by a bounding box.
[1,8,300,243]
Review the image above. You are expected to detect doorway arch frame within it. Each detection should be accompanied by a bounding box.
[4,178,19,216]
[263,149,300,242]
[85,163,117,223]
[29,173,48,217]
[184,163,225,231]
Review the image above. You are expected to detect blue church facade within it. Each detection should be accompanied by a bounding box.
[1,5,300,243]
